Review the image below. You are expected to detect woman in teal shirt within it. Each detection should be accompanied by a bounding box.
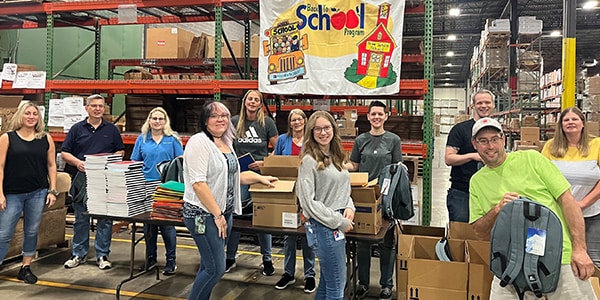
[131,107,183,275]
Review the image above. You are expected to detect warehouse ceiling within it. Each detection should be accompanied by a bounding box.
[403,0,600,87]
[1,1,599,90]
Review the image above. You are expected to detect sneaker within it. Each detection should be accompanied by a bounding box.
[225,259,236,273]
[275,273,296,290]
[356,284,369,299]
[64,255,87,269]
[138,257,157,272]
[379,287,392,300]
[17,266,38,284]
[262,260,275,276]
[163,259,177,276]
[303,277,316,293]
[96,256,112,270]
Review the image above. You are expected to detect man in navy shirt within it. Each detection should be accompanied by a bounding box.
[61,94,124,270]
[444,89,495,222]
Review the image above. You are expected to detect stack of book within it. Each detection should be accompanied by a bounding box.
[84,153,122,215]
[151,181,185,222]
[106,161,146,217]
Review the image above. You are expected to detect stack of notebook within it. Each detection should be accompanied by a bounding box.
[151,181,185,222]
[106,161,146,217]
[84,153,122,215]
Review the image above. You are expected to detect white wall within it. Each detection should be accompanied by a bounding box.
[433,87,468,112]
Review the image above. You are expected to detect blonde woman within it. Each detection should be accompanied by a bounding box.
[0,101,57,284]
[131,107,183,275]
[226,90,279,275]
[297,110,355,299]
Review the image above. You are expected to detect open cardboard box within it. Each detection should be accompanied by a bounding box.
[349,172,369,186]
[252,203,301,228]
[260,155,300,179]
[467,240,494,300]
[351,200,382,234]
[249,180,296,205]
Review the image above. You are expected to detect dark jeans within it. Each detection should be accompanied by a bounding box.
[144,224,177,262]
[357,223,395,288]
[446,187,470,222]
[585,213,600,267]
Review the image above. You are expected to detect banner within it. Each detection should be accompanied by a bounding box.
[258,0,405,96]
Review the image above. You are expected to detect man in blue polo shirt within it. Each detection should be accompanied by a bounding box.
[61,94,125,270]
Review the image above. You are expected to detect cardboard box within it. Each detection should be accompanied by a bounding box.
[252,203,301,228]
[249,180,297,205]
[6,207,67,259]
[260,155,300,179]
[349,172,369,186]
[407,286,468,300]
[0,95,24,135]
[249,34,260,58]
[588,121,600,137]
[449,221,488,241]
[351,201,382,234]
[146,27,196,59]
[204,35,244,59]
[407,236,468,295]
[351,186,379,203]
[467,240,494,300]
[123,68,153,80]
[520,127,540,142]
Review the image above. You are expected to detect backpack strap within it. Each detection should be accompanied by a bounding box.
[522,200,546,298]
[397,163,414,219]
[499,200,526,288]
[381,163,400,219]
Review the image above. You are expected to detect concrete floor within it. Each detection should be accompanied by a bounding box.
[0,134,452,299]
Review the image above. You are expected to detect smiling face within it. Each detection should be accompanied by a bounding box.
[206,105,230,137]
[561,111,584,138]
[289,112,305,134]
[367,106,387,130]
[472,92,495,119]
[21,105,40,129]
[149,111,166,132]
[312,116,334,150]
[244,91,262,114]
[86,98,105,119]
[472,128,506,168]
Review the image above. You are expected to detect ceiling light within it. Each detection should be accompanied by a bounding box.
[444,83,451,86]
[582,59,598,67]
[445,78,451,81]
[447,34,457,41]
[446,63,453,67]
[583,0,598,9]
[446,51,455,57]
[550,30,561,37]
[449,8,460,16]
[445,71,451,74]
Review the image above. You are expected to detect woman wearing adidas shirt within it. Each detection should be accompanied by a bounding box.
[226,90,279,275]
[542,107,600,267]
[297,110,355,300]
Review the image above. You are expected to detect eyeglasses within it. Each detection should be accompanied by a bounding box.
[150,117,165,122]
[88,104,104,109]
[476,136,502,145]
[209,114,229,120]
[313,125,333,133]
[290,118,304,123]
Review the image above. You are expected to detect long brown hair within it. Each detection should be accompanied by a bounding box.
[8,101,47,139]
[236,90,266,138]
[300,111,346,171]
[549,107,589,158]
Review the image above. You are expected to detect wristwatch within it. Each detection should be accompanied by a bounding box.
[48,189,60,197]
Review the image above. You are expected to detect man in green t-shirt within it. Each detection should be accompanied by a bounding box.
[469,117,596,299]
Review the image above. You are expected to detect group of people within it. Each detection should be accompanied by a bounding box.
[2,87,599,300]
[447,89,598,299]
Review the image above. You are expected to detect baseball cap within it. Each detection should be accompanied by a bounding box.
[472,117,503,137]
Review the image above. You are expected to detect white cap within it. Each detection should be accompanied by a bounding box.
[472,117,503,137]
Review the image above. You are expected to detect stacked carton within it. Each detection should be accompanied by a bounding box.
[338,109,358,137]
[250,155,302,229]
[349,172,382,235]
[516,126,541,151]
[145,27,196,59]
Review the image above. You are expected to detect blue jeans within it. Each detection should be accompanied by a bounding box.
[446,187,470,222]
[226,185,272,262]
[0,188,46,263]
[144,224,177,262]
[283,235,316,278]
[305,219,346,300]
[585,213,600,267]
[72,201,113,258]
[184,212,233,300]
[357,223,396,288]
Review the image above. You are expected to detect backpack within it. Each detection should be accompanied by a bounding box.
[490,197,563,299]
[378,162,414,220]
[156,156,184,183]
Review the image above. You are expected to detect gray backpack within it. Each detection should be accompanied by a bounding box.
[378,162,414,220]
[490,197,562,299]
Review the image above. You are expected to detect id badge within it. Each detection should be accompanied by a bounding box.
[333,230,345,241]
[195,215,206,234]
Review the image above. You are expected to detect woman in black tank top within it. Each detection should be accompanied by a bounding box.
[0,101,57,284]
